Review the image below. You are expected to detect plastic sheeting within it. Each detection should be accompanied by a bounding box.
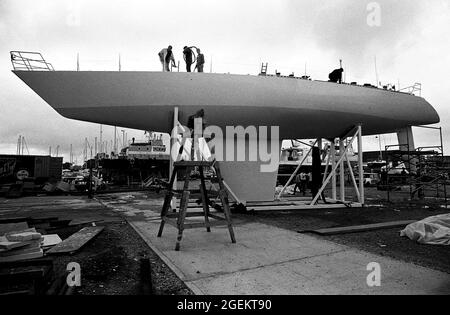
[275,185,296,196]
[400,213,450,245]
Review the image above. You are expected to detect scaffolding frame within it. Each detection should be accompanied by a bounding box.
[277,125,365,207]
[384,126,447,204]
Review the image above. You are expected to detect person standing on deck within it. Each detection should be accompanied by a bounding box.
[158,45,176,72]
[183,46,194,72]
[195,48,205,72]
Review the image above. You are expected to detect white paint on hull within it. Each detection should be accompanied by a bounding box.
[13,71,439,139]
[13,71,440,202]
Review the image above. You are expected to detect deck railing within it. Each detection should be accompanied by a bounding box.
[10,51,54,71]
[399,83,422,96]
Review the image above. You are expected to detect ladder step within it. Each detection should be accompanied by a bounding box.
[166,212,223,219]
[173,189,202,194]
[165,218,229,229]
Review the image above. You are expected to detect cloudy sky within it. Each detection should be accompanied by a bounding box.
[1,0,449,163]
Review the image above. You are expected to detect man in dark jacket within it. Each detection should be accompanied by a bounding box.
[195,48,205,73]
[183,46,194,72]
[329,68,344,83]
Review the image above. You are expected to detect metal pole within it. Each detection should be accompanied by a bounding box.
[440,127,447,207]
[378,135,382,160]
[88,161,93,199]
[358,125,365,205]
[170,107,179,209]
[346,154,361,203]
[121,130,125,150]
[331,139,337,200]
[170,107,178,181]
[322,143,332,183]
[210,55,213,73]
[374,56,379,87]
[340,138,345,202]
[100,125,103,153]
[114,126,117,154]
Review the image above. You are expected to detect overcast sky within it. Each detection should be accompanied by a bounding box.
[1,0,449,163]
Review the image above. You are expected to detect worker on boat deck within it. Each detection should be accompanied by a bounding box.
[328,67,344,83]
[158,45,176,72]
[195,48,205,73]
[183,46,194,72]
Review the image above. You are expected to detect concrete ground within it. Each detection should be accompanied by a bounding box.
[98,192,450,295]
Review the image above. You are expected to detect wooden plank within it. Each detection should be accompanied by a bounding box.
[7,232,42,242]
[0,222,29,235]
[248,203,363,211]
[41,234,62,248]
[0,241,28,251]
[167,212,207,219]
[0,239,42,256]
[165,218,227,230]
[0,249,43,262]
[302,220,416,235]
[183,221,228,229]
[46,226,104,255]
[246,201,299,207]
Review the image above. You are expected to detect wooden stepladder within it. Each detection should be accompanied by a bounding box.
[157,160,236,251]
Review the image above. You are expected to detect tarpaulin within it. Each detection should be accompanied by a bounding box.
[400,213,450,245]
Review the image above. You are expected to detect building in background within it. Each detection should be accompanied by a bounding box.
[0,154,63,185]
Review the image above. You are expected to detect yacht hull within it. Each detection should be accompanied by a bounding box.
[13,71,440,202]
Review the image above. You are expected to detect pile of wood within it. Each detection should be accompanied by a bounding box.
[0,217,104,295]
[0,222,62,263]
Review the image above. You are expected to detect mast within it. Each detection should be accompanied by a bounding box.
[114,126,117,154]
[374,56,379,87]
[99,124,103,153]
